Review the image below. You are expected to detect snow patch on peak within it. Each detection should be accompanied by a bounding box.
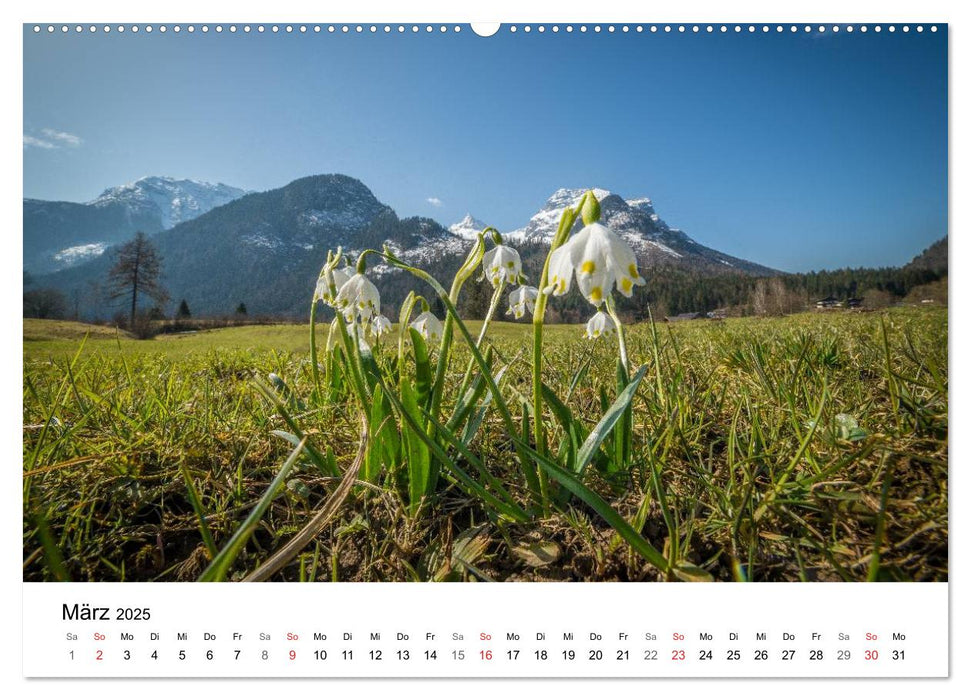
[53,242,108,266]
[449,213,488,240]
[91,176,248,230]
[626,197,653,211]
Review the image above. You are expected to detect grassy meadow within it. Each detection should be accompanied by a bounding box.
[23,308,947,582]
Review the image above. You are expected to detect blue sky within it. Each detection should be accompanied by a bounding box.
[23,25,946,272]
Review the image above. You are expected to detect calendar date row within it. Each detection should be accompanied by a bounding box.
[69,646,907,663]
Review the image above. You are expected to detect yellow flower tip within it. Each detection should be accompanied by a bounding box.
[581,260,596,274]
[590,286,603,303]
[621,277,633,293]
[628,263,638,277]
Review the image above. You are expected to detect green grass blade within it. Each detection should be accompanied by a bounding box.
[199,438,307,582]
[179,463,218,557]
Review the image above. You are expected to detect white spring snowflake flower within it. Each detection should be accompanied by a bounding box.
[507,285,539,319]
[409,311,443,344]
[327,317,371,352]
[584,310,616,339]
[546,222,645,307]
[315,265,354,305]
[335,272,381,322]
[370,314,392,337]
[356,331,372,354]
[482,244,523,287]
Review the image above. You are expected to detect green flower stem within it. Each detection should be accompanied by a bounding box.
[313,252,369,409]
[476,278,507,347]
[335,313,370,407]
[309,260,331,402]
[456,278,506,401]
[429,235,484,421]
[604,294,629,374]
[397,292,421,386]
[530,199,585,512]
[604,294,632,470]
[309,297,322,401]
[530,295,550,509]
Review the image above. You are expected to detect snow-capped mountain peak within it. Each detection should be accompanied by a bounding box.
[502,186,775,275]
[448,213,489,240]
[546,187,614,208]
[91,176,248,230]
[506,187,617,243]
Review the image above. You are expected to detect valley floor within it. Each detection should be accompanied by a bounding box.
[23,309,948,582]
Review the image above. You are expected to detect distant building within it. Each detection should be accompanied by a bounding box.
[664,312,704,322]
[847,297,864,309]
[707,308,728,320]
[815,296,842,309]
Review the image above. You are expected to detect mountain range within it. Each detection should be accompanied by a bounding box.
[24,176,248,274]
[26,174,778,318]
[501,188,775,275]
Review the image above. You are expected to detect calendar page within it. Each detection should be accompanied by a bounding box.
[16,0,954,689]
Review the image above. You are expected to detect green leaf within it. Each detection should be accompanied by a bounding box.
[511,541,561,568]
[613,358,633,471]
[286,479,311,500]
[365,383,397,482]
[835,413,868,442]
[357,338,384,394]
[514,438,668,573]
[673,562,714,582]
[270,429,300,445]
[423,524,491,581]
[408,328,433,408]
[400,378,432,516]
[378,377,528,522]
[575,364,648,476]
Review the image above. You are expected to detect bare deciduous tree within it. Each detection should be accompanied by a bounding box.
[751,279,768,316]
[107,232,168,329]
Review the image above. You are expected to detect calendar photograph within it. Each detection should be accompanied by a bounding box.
[22,22,947,586]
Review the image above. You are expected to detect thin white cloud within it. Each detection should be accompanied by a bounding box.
[23,128,82,150]
[41,128,82,147]
[426,197,444,207]
[23,135,55,149]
